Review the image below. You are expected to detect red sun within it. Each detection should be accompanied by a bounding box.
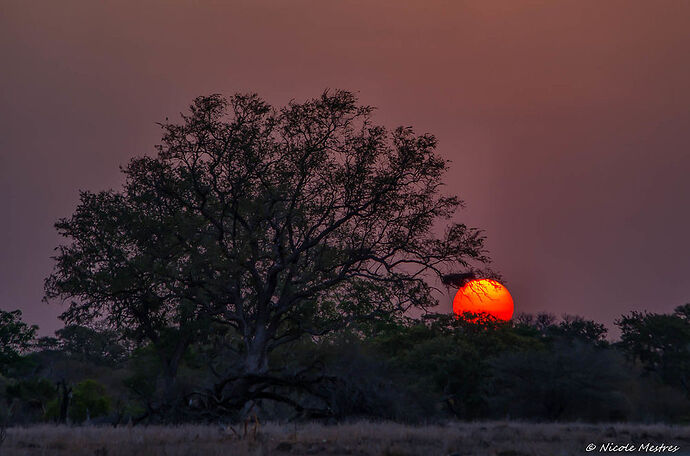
[453,279,514,321]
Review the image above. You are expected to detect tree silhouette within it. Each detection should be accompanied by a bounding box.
[45,90,486,416]
[617,304,690,394]
[0,309,37,373]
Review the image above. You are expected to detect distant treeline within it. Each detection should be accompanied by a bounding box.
[2,305,689,426]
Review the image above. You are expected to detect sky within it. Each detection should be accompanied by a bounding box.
[1,0,689,336]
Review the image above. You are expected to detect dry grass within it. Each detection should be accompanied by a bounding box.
[2,421,690,456]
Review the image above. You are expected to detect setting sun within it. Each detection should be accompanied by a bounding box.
[453,279,514,321]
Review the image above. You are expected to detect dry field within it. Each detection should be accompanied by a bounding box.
[2,421,690,456]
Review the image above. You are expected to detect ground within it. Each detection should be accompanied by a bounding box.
[2,421,689,456]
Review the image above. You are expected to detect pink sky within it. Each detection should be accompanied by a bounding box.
[1,1,689,335]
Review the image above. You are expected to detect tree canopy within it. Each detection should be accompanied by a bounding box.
[44,90,487,416]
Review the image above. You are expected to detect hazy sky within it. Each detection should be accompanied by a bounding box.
[2,1,689,335]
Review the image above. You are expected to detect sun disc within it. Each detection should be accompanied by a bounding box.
[452,279,514,321]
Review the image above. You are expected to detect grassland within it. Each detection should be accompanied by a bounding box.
[2,421,689,456]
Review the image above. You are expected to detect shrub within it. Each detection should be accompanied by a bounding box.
[68,379,111,423]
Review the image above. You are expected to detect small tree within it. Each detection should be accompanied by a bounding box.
[616,304,690,394]
[0,310,37,373]
[45,90,487,416]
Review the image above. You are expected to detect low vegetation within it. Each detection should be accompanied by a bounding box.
[3,421,689,456]
[2,306,690,426]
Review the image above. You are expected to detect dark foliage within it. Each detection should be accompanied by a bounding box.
[488,340,629,421]
[616,304,690,394]
[0,310,37,373]
[2,307,690,424]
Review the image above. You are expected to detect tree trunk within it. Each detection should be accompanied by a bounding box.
[244,328,269,376]
[57,380,71,424]
[156,333,190,410]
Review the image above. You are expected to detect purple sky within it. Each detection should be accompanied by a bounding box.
[2,1,689,336]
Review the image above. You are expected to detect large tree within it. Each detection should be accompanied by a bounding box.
[45,90,487,416]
